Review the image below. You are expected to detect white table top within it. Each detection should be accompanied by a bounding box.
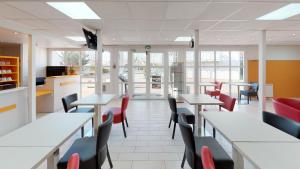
[201,111,299,142]
[72,94,115,106]
[181,94,223,105]
[234,142,300,169]
[199,82,216,86]
[230,82,252,86]
[0,113,93,148]
[0,146,53,169]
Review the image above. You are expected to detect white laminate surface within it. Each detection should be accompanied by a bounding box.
[0,113,93,148]
[181,94,223,105]
[201,111,299,142]
[0,146,53,169]
[230,82,252,86]
[234,142,300,169]
[0,87,27,95]
[72,94,115,106]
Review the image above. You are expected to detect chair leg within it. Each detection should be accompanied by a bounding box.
[107,145,113,168]
[247,96,250,104]
[168,116,172,128]
[257,95,259,100]
[122,121,127,138]
[125,117,129,127]
[92,118,94,128]
[204,119,206,132]
[213,128,216,138]
[172,122,176,139]
[81,126,84,137]
[181,150,186,168]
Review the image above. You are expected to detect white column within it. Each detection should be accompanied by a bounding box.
[258,30,266,113]
[28,34,36,122]
[194,30,200,94]
[95,30,102,95]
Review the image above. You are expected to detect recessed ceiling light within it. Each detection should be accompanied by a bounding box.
[292,33,296,37]
[47,2,100,19]
[257,3,300,20]
[65,36,86,42]
[174,37,192,42]
[13,32,19,35]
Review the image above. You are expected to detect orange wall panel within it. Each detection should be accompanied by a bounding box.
[248,60,300,97]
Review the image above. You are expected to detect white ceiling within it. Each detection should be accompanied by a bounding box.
[0,0,300,47]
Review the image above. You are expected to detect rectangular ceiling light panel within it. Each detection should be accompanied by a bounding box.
[175,36,192,41]
[257,3,300,20]
[65,36,86,42]
[47,2,100,19]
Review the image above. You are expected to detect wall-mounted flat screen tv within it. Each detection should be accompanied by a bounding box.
[83,28,97,50]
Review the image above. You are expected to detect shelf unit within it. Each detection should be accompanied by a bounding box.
[0,56,19,87]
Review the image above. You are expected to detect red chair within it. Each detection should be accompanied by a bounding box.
[201,146,216,169]
[67,153,80,169]
[103,95,129,138]
[273,98,300,123]
[204,93,236,137]
[205,82,222,97]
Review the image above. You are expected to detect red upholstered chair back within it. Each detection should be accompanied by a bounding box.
[67,153,80,169]
[201,146,216,169]
[219,93,236,111]
[215,81,222,91]
[121,95,130,116]
[273,98,300,122]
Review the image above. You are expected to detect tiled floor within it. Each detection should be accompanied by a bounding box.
[37,98,274,169]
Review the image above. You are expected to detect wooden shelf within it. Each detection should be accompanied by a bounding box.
[0,80,16,83]
[0,56,19,87]
[0,65,18,67]
[0,72,17,75]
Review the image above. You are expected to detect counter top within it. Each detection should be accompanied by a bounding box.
[47,75,79,78]
[0,87,27,95]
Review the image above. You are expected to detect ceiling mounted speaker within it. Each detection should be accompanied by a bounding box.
[189,38,194,48]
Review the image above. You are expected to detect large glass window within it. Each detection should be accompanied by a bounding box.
[102,51,111,83]
[186,51,194,94]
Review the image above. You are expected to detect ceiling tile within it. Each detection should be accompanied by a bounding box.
[128,2,168,19]
[198,2,243,20]
[0,3,35,19]
[87,2,131,19]
[165,2,208,19]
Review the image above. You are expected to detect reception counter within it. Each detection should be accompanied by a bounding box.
[37,75,80,113]
[0,87,28,136]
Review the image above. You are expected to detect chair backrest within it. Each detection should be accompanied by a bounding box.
[62,93,78,112]
[249,82,259,92]
[178,114,195,154]
[168,96,177,114]
[219,93,236,111]
[121,95,130,116]
[201,146,216,169]
[67,153,80,169]
[215,81,222,91]
[273,98,300,123]
[262,111,300,139]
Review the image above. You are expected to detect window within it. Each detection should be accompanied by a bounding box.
[51,51,80,66]
[186,51,194,94]
[102,51,111,83]
[118,51,128,95]
[80,51,96,97]
[200,51,215,82]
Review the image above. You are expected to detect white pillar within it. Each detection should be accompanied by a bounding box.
[28,34,36,122]
[95,30,102,95]
[194,30,200,94]
[258,30,266,113]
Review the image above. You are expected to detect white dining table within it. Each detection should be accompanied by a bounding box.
[72,94,115,135]
[201,111,299,169]
[0,146,53,169]
[199,82,216,93]
[233,142,300,169]
[181,94,223,136]
[0,113,94,169]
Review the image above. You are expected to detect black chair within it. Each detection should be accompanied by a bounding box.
[263,111,300,139]
[62,93,94,137]
[168,96,195,139]
[178,114,234,169]
[240,83,259,104]
[57,111,114,169]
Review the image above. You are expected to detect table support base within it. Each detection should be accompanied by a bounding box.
[47,149,59,169]
[233,147,244,169]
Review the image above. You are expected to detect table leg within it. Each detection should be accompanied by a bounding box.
[47,149,59,169]
[94,105,99,135]
[232,147,244,169]
[200,86,202,93]
[204,86,207,93]
[194,105,202,136]
[237,86,240,103]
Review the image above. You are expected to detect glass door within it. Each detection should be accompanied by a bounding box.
[131,52,165,99]
[132,52,147,99]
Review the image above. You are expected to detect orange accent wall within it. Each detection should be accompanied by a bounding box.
[248,60,300,97]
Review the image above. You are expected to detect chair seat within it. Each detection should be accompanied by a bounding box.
[103,107,124,123]
[177,108,195,124]
[240,90,257,96]
[57,137,97,169]
[205,90,221,97]
[70,107,94,113]
[194,137,234,169]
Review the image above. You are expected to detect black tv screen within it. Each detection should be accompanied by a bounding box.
[83,28,97,50]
